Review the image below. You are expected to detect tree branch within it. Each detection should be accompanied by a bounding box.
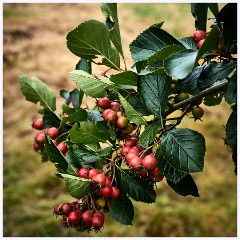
[164,79,228,117]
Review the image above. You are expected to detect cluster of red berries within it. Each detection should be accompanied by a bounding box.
[121,138,164,182]
[97,97,135,136]
[193,30,207,49]
[77,168,120,200]
[32,119,68,155]
[54,201,105,231]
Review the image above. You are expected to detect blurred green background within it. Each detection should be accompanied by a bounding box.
[3,3,236,237]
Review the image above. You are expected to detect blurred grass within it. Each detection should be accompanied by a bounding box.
[3,3,236,237]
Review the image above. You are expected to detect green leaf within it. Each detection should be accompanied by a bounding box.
[19,76,56,111]
[42,109,61,128]
[203,91,223,106]
[61,108,87,125]
[76,58,92,73]
[148,45,185,64]
[130,22,181,62]
[127,93,152,116]
[191,3,208,32]
[226,111,237,150]
[60,90,71,105]
[87,110,104,124]
[44,136,68,173]
[164,26,220,80]
[224,70,237,105]
[138,74,171,121]
[164,49,198,80]
[69,70,112,98]
[110,71,138,86]
[140,120,162,148]
[179,66,204,95]
[208,3,219,18]
[178,37,197,50]
[101,3,124,59]
[157,147,188,183]
[67,19,120,70]
[70,122,109,144]
[160,128,206,173]
[109,190,134,225]
[198,61,236,90]
[119,168,156,203]
[167,174,199,197]
[70,89,84,110]
[60,173,90,199]
[118,93,146,125]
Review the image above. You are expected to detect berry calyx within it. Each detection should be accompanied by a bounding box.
[192,106,204,119]
[77,168,89,178]
[142,154,157,170]
[57,142,68,154]
[116,116,128,128]
[99,185,113,198]
[193,30,207,42]
[97,97,111,109]
[93,173,106,186]
[33,142,44,151]
[47,127,59,140]
[68,210,81,225]
[32,118,44,130]
[110,187,120,199]
[88,168,99,179]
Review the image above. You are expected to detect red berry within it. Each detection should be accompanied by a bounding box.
[110,187,120,199]
[99,185,113,198]
[77,168,89,178]
[68,210,81,225]
[92,214,104,229]
[121,145,131,156]
[35,132,45,143]
[32,119,44,130]
[128,147,139,155]
[57,142,68,154]
[128,156,142,168]
[193,30,207,42]
[197,39,205,49]
[116,116,128,128]
[110,101,121,111]
[93,173,106,186]
[142,154,157,170]
[136,167,148,177]
[62,203,74,215]
[124,139,137,147]
[33,141,44,151]
[47,127,59,140]
[88,168,99,179]
[105,109,117,122]
[94,70,106,79]
[82,210,92,227]
[105,176,112,186]
[102,109,111,119]
[97,97,111,109]
[125,152,138,162]
[54,203,62,215]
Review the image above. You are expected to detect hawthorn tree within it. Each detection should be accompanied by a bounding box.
[18,3,237,232]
